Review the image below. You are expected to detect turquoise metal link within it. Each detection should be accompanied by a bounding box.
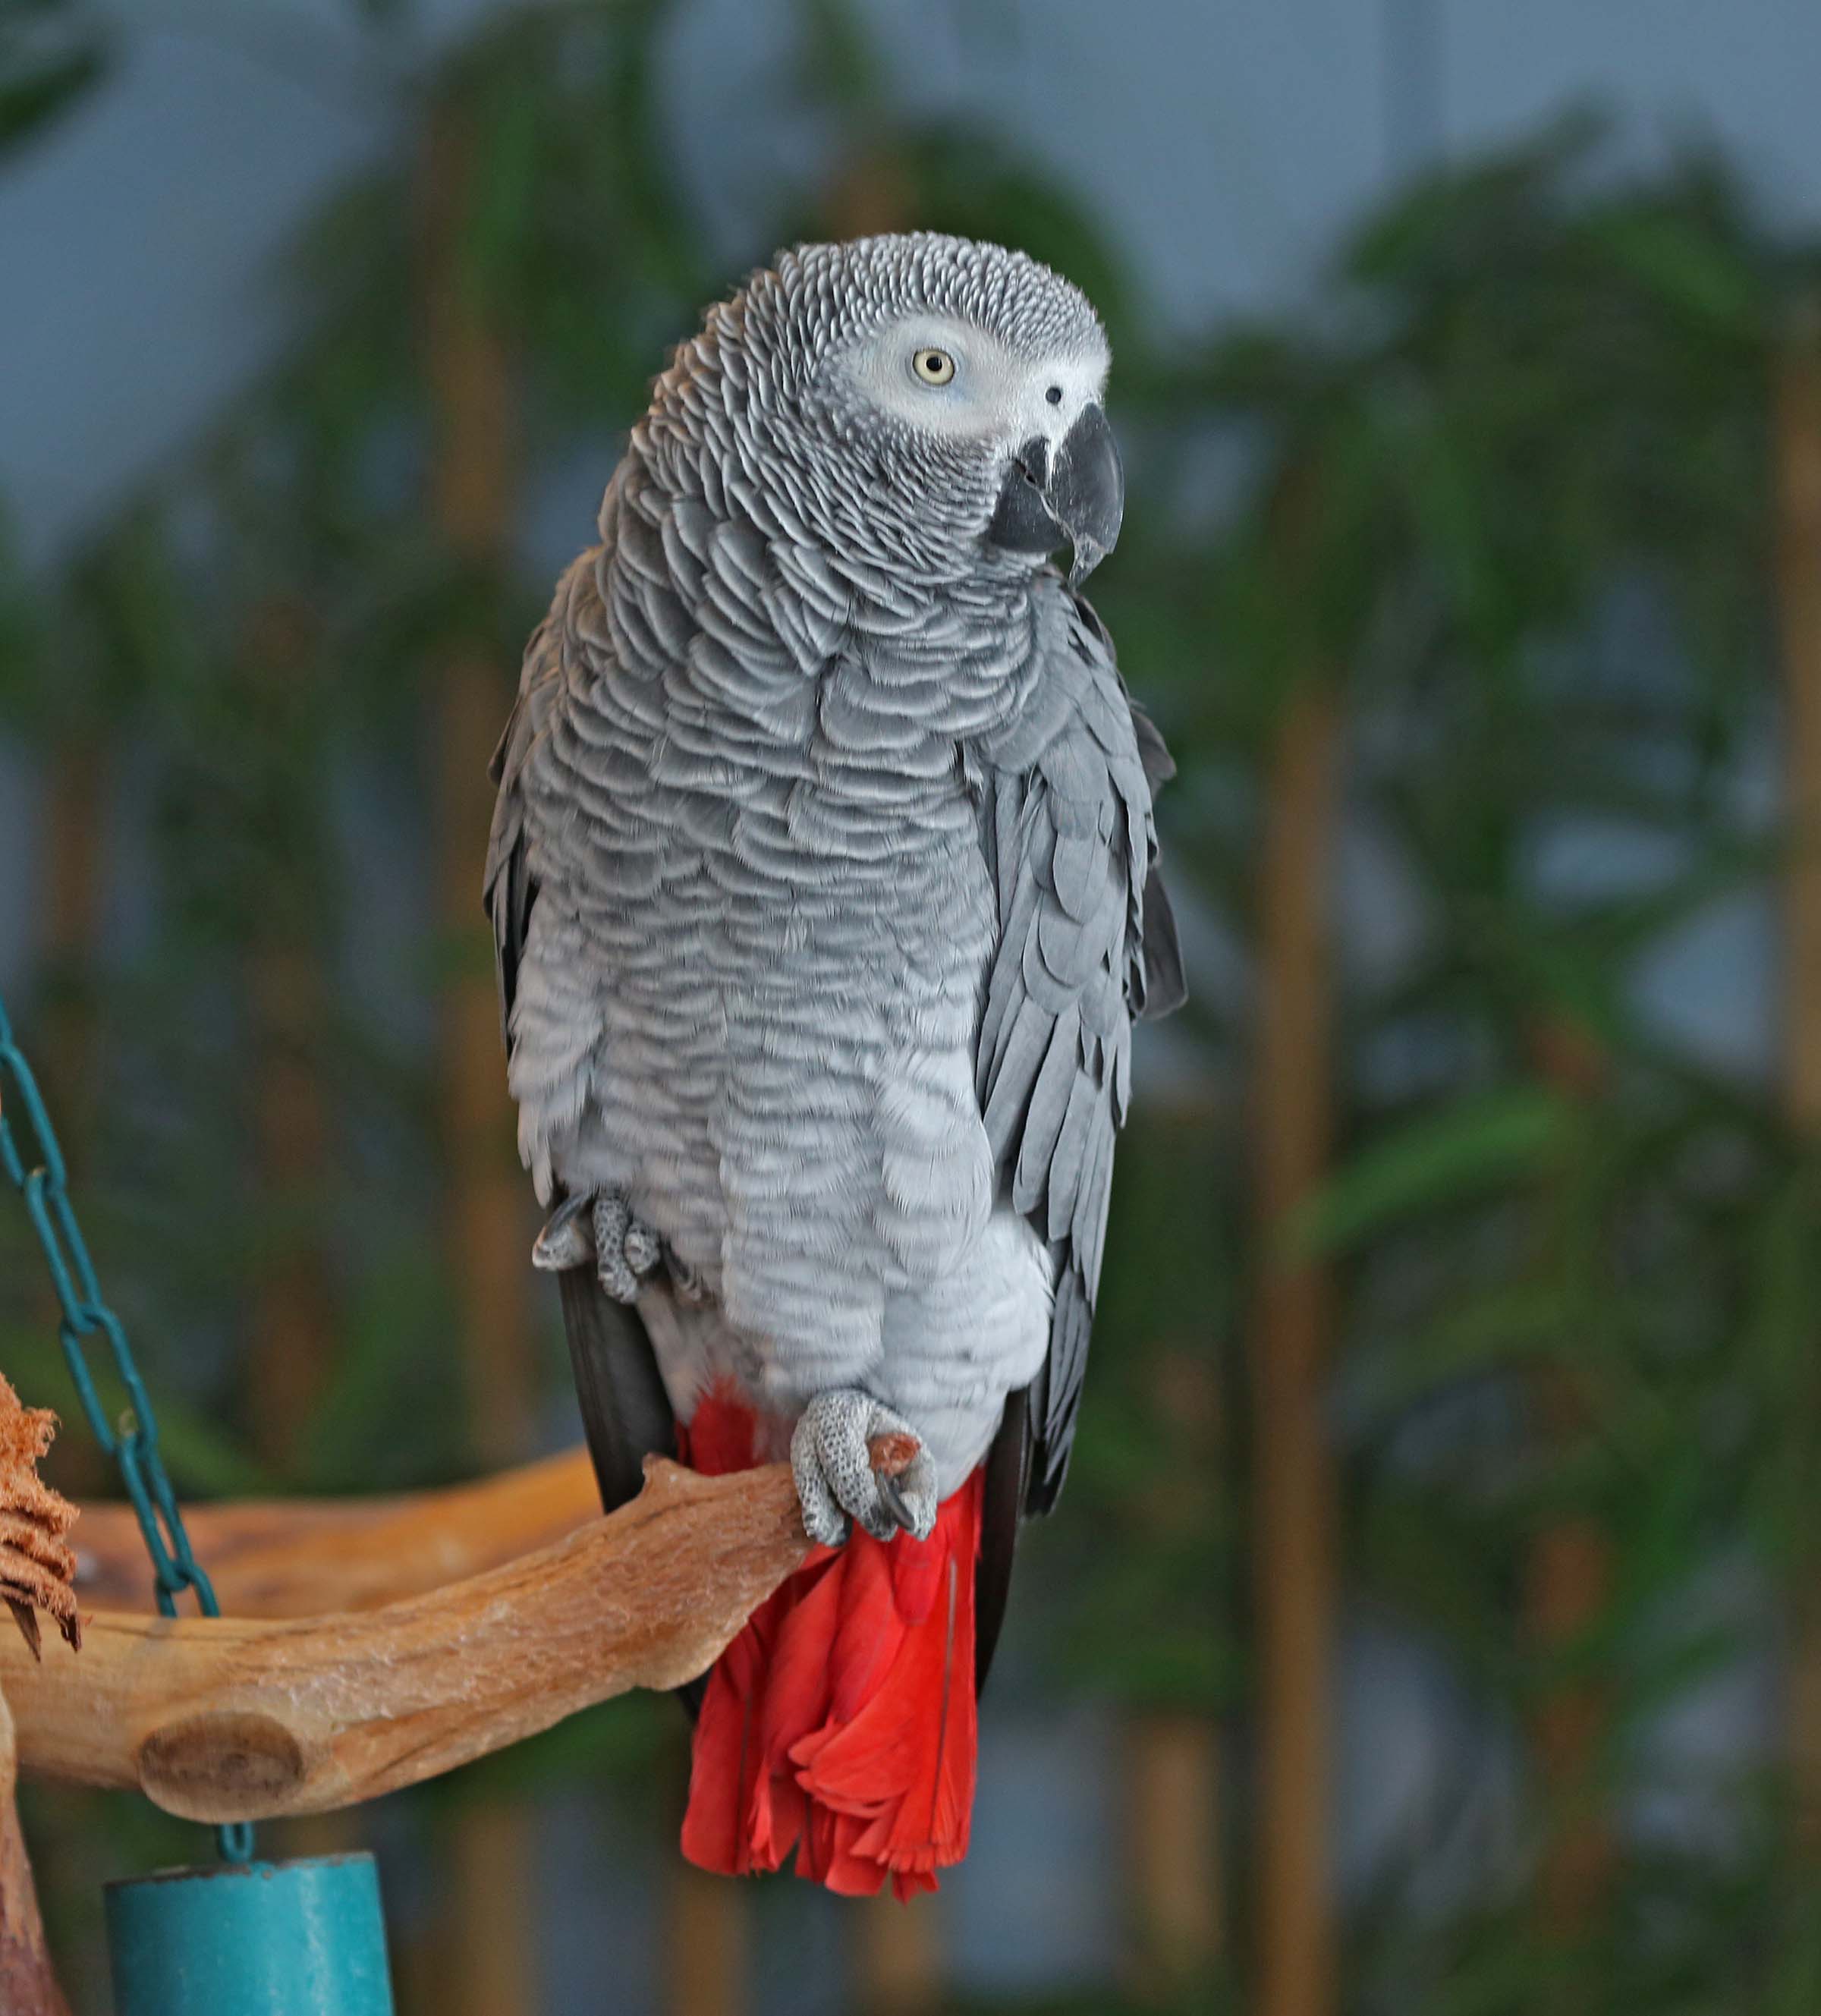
[0,992,253,1864]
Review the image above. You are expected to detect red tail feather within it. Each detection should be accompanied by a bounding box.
[678,1387,981,1899]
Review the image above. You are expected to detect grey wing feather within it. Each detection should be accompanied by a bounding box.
[975,589,1183,1516]
[1129,697,1187,1017]
[484,608,567,1051]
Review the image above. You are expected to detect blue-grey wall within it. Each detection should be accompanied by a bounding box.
[8,2,1821,567]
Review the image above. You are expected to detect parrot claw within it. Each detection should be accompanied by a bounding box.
[592,1190,664,1304]
[530,1190,672,1307]
[791,1389,939,1547]
[668,1254,708,1304]
[624,1219,662,1277]
[531,1193,593,1272]
[873,1468,919,1535]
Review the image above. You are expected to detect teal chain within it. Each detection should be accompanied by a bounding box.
[0,992,253,1863]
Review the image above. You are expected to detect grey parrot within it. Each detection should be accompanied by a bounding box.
[486,232,1182,1895]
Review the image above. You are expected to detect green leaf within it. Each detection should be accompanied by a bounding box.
[0,44,105,161]
[795,0,885,115]
[149,1401,274,1501]
[1360,1284,1574,1412]
[1287,1087,1575,1256]
[463,73,541,303]
[1589,206,1764,335]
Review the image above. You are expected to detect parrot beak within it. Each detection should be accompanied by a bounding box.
[1049,402,1125,584]
[988,403,1125,583]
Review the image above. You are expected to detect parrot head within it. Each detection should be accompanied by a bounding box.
[675,233,1123,587]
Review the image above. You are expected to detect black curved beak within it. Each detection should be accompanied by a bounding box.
[987,402,1125,583]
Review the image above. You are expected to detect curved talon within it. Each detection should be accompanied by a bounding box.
[667,1248,708,1304]
[791,1390,939,1547]
[535,1191,705,1311]
[874,1469,917,1535]
[532,1192,593,1272]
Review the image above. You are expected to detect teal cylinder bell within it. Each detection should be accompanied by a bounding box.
[105,1854,395,2016]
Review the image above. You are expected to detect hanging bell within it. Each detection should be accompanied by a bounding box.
[105,1852,395,2016]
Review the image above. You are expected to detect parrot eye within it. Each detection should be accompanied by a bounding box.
[911,348,956,386]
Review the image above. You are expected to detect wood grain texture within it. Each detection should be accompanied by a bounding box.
[9,1459,807,1825]
[71,1446,599,1617]
[0,1692,69,2016]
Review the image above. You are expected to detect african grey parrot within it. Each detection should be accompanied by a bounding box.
[486,232,1182,1896]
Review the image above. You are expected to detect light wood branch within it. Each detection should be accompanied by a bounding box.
[8,1459,807,1826]
[0,1690,68,2016]
[71,1445,600,1616]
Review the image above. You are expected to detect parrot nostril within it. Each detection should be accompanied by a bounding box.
[1045,385,1063,405]
[1008,435,1049,486]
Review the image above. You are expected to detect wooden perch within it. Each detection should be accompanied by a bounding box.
[5,1458,808,1825]
[0,1690,68,2016]
[71,1445,601,1616]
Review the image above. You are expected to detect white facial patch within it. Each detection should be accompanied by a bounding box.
[841,311,1109,454]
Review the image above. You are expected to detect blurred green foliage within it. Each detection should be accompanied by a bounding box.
[4,4,1821,2012]
[0,0,107,165]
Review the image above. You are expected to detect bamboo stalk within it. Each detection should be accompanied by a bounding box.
[1252,681,1341,2016]
[1523,1503,1612,1922]
[1775,304,1821,1853]
[33,740,113,1514]
[1125,1321,1224,1991]
[1126,1711,1221,1992]
[421,89,540,2016]
[851,1890,942,2016]
[247,903,337,1472]
[423,99,535,1475]
[230,590,341,1479]
[36,738,109,1154]
[668,1863,748,2016]
[7,1460,808,1819]
[1524,1018,1613,1935]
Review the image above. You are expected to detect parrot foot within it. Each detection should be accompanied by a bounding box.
[591,1190,663,1303]
[790,1390,938,1547]
[529,1189,666,1305]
